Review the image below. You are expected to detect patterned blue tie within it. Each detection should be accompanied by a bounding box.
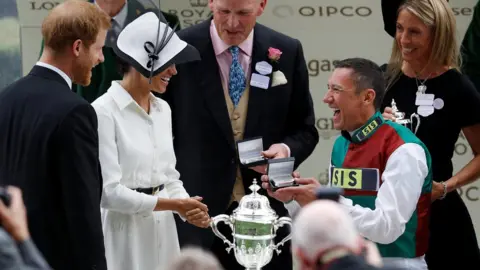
[228,46,246,107]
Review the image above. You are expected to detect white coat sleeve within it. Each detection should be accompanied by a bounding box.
[338,143,428,244]
[163,106,190,200]
[164,160,189,221]
[95,106,158,215]
[164,161,190,200]
[163,106,190,221]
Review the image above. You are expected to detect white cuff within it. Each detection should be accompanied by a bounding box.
[284,200,301,217]
[176,211,187,222]
[338,196,353,214]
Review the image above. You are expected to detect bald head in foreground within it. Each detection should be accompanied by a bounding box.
[0,1,110,269]
[168,247,224,270]
[293,200,388,270]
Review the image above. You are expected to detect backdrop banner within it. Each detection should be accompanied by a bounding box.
[17,0,480,245]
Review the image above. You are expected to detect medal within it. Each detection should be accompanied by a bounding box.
[415,72,432,94]
[417,84,427,93]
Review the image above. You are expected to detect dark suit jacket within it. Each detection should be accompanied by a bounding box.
[0,66,106,270]
[161,19,319,248]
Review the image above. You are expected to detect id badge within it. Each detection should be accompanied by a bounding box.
[415,93,434,106]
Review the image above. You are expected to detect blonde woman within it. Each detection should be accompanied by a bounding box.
[381,0,480,269]
[92,12,210,270]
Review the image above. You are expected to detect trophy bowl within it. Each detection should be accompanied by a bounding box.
[210,179,292,270]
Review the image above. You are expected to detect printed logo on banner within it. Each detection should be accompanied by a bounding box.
[316,118,340,140]
[272,5,373,18]
[458,186,479,202]
[451,7,474,16]
[452,133,478,202]
[189,0,208,7]
[308,59,340,77]
[30,1,60,11]
[168,0,212,28]
[167,0,211,28]
[454,133,473,156]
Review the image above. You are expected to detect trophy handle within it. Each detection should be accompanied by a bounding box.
[272,217,293,255]
[410,113,421,134]
[210,214,235,253]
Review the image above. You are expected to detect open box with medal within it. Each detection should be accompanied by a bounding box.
[267,157,298,191]
[236,137,268,167]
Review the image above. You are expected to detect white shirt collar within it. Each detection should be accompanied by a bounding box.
[36,61,72,89]
[109,81,162,113]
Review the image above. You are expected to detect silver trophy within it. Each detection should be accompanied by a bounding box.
[210,179,292,270]
[391,99,421,134]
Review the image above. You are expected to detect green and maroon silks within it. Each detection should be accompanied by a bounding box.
[330,111,432,258]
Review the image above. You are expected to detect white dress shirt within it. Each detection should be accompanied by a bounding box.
[92,81,190,270]
[285,143,429,269]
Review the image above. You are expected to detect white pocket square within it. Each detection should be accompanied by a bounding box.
[271,70,287,87]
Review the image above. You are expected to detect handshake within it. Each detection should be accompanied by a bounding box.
[173,196,210,229]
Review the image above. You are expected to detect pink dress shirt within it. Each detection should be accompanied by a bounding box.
[209,20,254,92]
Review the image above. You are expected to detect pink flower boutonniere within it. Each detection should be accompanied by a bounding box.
[266,47,287,87]
[268,47,282,63]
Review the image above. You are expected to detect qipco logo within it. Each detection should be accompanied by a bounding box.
[458,186,479,202]
[454,133,473,156]
[272,5,373,18]
[30,1,60,11]
[298,6,372,17]
[454,141,472,156]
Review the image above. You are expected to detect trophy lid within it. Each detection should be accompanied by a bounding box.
[233,179,277,222]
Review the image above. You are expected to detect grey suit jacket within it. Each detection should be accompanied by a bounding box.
[0,228,50,270]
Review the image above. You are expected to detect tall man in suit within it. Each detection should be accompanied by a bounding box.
[0,1,111,269]
[162,0,319,269]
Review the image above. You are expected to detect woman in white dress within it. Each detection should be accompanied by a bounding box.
[91,12,210,270]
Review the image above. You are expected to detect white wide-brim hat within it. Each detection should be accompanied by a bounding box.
[113,11,200,79]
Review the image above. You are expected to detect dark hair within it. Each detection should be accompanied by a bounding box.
[115,54,131,77]
[333,58,385,110]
